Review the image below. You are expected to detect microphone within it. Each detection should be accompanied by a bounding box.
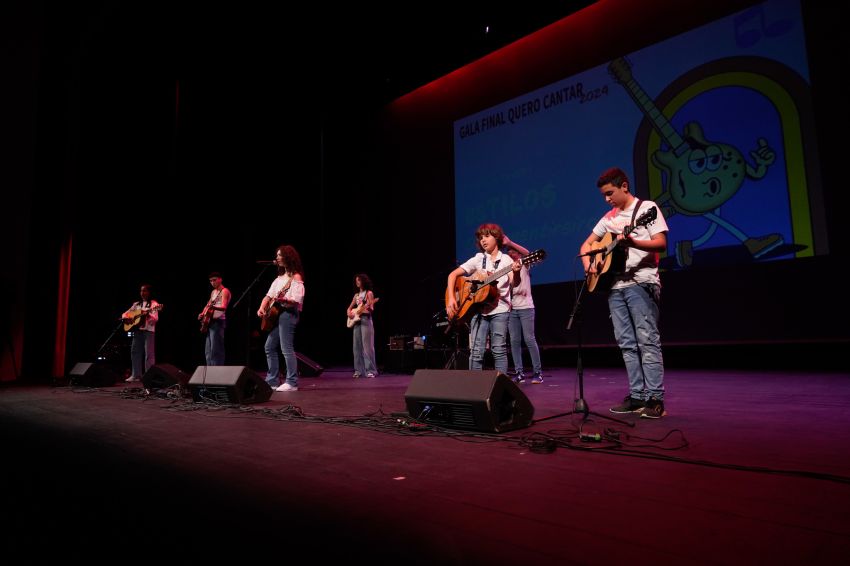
[256,260,276,264]
[576,249,606,258]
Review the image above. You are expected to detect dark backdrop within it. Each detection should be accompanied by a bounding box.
[7,0,848,380]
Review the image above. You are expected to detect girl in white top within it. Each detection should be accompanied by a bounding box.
[347,273,378,378]
[258,245,305,392]
[503,236,544,384]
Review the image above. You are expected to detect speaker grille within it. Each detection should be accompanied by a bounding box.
[411,401,476,428]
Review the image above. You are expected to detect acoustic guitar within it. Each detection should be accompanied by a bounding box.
[347,297,379,328]
[446,249,546,326]
[199,290,223,333]
[123,304,164,332]
[586,206,658,292]
[260,279,294,332]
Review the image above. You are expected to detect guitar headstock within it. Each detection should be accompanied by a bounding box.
[636,206,657,227]
[624,207,658,236]
[607,57,633,84]
[521,249,547,266]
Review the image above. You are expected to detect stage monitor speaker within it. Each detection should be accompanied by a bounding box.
[296,352,323,377]
[142,363,190,390]
[68,362,119,387]
[404,369,534,433]
[188,366,272,404]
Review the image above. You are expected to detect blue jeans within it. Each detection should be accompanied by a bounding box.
[608,283,664,400]
[353,315,377,375]
[509,308,542,375]
[205,318,226,366]
[264,310,299,387]
[469,312,509,373]
[130,330,155,378]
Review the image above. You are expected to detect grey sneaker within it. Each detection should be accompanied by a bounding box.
[609,396,645,414]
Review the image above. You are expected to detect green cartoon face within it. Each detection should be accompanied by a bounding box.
[653,123,747,215]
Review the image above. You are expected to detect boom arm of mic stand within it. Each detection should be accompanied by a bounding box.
[231,263,273,310]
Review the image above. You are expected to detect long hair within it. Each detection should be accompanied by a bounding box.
[276,244,304,279]
[474,223,504,251]
[354,273,373,291]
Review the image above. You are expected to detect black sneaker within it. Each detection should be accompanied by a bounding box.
[512,371,526,384]
[641,398,666,419]
[531,373,544,384]
[609,396,645,414]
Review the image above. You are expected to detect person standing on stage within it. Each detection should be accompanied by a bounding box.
[446,223,521,374]
[121,284,160,382]
[347,273,378,379]
[579,167,669,418]
[502,236,544,384]
[258,245,305,392]
[198,272,231,366]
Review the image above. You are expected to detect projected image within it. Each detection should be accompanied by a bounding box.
[453,0,825,284]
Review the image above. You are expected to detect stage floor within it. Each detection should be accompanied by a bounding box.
[2,367,850,563]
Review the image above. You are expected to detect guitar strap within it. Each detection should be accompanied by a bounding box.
[275,277,294,305]
[481,254,500,271]
[628,198,641,231]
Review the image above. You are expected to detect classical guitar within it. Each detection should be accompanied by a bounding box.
[347,297,380,328]
[446,249,547,326]
[199,290,223,333]
[586,206,658,292]
[260,279,294,332]
[123,304,164,332]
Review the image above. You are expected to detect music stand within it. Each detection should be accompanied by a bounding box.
[535,275,633,427]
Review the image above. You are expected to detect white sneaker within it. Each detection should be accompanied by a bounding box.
[366,373,377,379]
[125,376,140,382]
[275,383,298,392]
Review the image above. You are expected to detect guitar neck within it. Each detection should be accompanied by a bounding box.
[480,263,515,286]
[610,58,687,157]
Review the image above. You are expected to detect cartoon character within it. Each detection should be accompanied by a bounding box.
[609,57,783,266]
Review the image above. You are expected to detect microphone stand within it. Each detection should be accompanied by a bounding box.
[535,273,633,427]
[232,264,274,310]
[95,321,125,361]
[231,263,274,366]
[443,321,469,370]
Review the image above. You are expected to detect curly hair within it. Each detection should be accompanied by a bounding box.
[276,244,304,278]
[354,273,373,291]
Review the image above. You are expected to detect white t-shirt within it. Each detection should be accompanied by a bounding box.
[510,265,534,310]
[458,251,513,315]
[591,199,669,289]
